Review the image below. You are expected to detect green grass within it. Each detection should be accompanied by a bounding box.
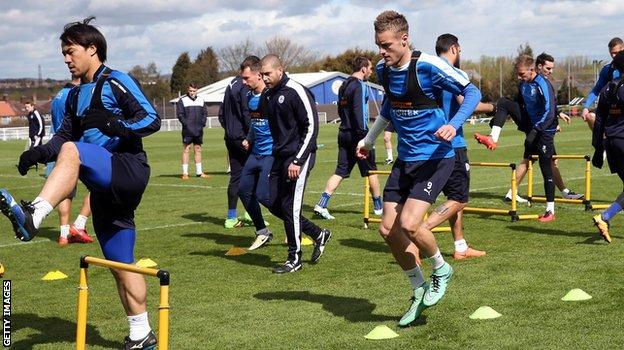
[1,120,624,349]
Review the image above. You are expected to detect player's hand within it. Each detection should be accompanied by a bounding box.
[242,139,249,151]
[556,125,562,133]
[18,148,43,176]
[82,109,129,137]
[582,108,590,121]
[355,140,369,160]
[288,163,301,180]
[524,129,538,148]
[592,149,604,169]
[485,102,497,117]
[434,124,456,141]
[559,112,571,124]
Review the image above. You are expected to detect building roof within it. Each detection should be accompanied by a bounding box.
[170,71,385,104]
[0,101,16,117]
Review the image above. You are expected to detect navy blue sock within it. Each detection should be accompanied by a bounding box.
[317,192,331,208]
[373,196,383,211]
[602,202,622,222]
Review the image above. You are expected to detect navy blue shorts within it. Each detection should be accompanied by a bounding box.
[523,132,555,160]
[442,147,470,203]
[334,131,377,178]
[383,157,454,204]
[182,131,203,145]
[606,138,624,181]
[75,142,150,263]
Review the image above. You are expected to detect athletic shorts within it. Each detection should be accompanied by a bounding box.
[606,138,624,181]
[182,132,204,145]
[75,142,150,263]
[442,147,470,203]
[523,132,555,160]
[334,131,377,178]
[383,157,454,204]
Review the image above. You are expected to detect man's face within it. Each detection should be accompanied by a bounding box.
[260,63,283,88]
[25,104,34,112]
[241,67,263,91]
[516,65,535,82]
[610,44,624,58]
[187,87,198,99]
[375,30,409,67]
[537,60,554,78]
[61,43,95,78]
[362,61,373,81]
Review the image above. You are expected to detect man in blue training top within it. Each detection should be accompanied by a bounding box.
[356,11,481,326]
[260,54,331,274]
[582,37,624,130]
[591,51,624,243]
[238,55,274,250]
[314,56,383,220]
[219,67,251,229]
[422,33,486,260]
[177,82,209,179]
[0,17,160,349]
[47,75,94,246]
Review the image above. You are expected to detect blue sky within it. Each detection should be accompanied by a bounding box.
[0,0,621,79]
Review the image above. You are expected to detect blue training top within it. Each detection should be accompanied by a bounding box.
[584,63,622,108]
[519,74,557,134]
[440,65,470,149]
[248,91,273,156]
[377,52,481,161]
[51,83,75,133]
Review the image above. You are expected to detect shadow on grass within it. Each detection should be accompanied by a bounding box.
[11,313,118,349]
[34,226,60,242]
[254,291,399,323]
[189,249,273,268]
[507,224,622,242]
[182,213,224,227]
[182,231,251,247]
[339,238,388,254]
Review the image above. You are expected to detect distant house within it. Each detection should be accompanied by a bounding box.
[0,96,51,126]
[170,71,386,120]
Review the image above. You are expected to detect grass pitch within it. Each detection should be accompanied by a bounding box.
[1,120,623,349]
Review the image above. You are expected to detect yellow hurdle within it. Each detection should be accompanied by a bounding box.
[76,256,170,350]
[527,155,595,210]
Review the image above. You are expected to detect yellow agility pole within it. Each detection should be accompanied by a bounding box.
[527,155,593,209]
[463,162,532,221]
[363,170,451,232]
[76,256,170,350]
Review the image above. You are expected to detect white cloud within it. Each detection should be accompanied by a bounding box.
[0,0,618,79]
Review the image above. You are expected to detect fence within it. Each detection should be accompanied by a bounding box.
[0,113,329,141]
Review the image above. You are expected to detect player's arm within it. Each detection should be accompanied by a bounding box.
[291,89,318,167]
[455,95,494,114]
[176,98,186,127]
[238,86,251,132]
[104,77,161,138]
[200,98,208,128]
[533,78,555,132]
[584,65,610,111]
[357,98,390,158]
[352,82,368,138]
[34,110,44,137]
[218,86,229,128]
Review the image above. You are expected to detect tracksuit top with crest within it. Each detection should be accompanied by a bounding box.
[518,74,557,134]
[376,51,481,162]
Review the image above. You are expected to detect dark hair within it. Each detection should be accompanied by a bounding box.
[535,52,554,67]
[374,10,409,34]
[60,16,107,63]
[240,55,261,72]
[435,33,459,55]
[188,82,198,89]
[351,56,371,73]
[608,37,624,49]
[612,51,624,72]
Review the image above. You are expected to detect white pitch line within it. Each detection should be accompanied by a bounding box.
[0,238,50,248]
[150,183,228,189]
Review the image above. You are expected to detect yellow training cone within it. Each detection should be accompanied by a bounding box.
[0,263,4,278]
[135,258,158,268]
[301,237,314,246]
[562,289,592,301]
[225,247,247,256]
[364,325,399,340]
[469,306,502,319]
[42,270,68,281]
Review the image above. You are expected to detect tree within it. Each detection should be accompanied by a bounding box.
[556,77,583,105]
[127,62,171,101]
[170,52,191,94]
[187,47,219,87]
[218,38,258,74]
[261,36,317,71]
[317,48,381,82]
